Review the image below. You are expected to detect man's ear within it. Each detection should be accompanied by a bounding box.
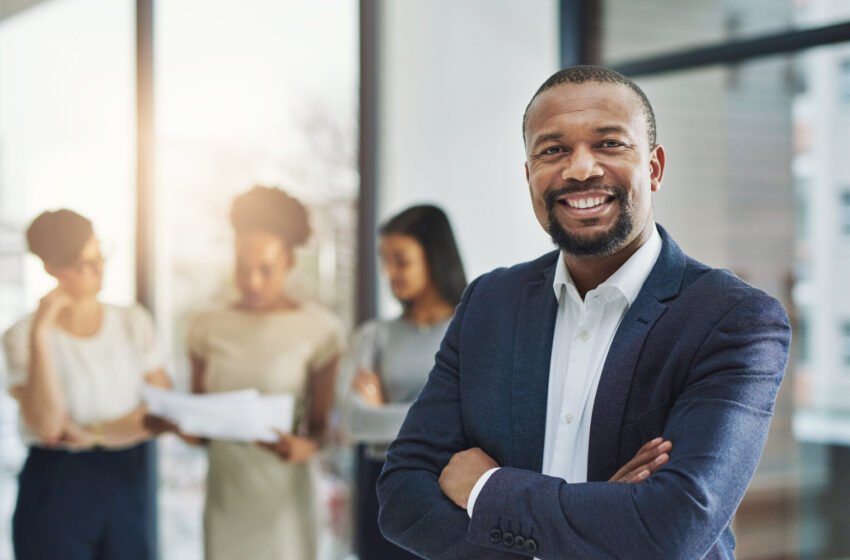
[524,161,530,183]
[649,144,666,193]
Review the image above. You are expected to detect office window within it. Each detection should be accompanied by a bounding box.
[154,1,358,557]
[842,191,850,238]
[0,1,136,559]
[596,1,850,557]
[842,322,850,368]
[840,58,850,105]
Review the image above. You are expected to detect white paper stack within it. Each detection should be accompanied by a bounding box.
[143,385,295,443]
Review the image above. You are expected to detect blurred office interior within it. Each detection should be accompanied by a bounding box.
[1,0,850,558]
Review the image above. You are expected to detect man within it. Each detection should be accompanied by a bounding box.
[376,66,791,559]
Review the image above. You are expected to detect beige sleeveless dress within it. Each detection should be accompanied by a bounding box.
[188,303,344,560]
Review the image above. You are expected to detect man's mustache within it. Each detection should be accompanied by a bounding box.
[544,182,626,212]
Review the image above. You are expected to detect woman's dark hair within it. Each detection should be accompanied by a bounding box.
[230,186,311,249]
[380,204,467,307]
[26,209,94,267]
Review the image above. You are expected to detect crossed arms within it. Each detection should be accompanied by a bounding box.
[377,277,791,559]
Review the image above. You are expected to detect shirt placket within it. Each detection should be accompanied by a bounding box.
[550,299,595,479]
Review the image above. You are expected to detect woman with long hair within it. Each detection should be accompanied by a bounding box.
[187,186,344,560]
[338,204,467,559]
[3,209,171,560]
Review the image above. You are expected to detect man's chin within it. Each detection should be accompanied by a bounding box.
[549,225,627,257]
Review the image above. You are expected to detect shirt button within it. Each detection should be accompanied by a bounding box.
[578,330,589,341]
[563,413,574,424]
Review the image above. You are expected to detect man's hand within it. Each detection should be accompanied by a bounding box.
[439,447,499,509]
[609,437,672,483]
[439,438,670,510]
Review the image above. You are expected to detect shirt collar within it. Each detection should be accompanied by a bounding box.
[552,223,663,306]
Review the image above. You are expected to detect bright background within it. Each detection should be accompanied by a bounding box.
[2,1,850,559]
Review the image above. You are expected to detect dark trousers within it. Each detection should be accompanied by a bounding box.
[355,445,421,560]
[13,442,155,560]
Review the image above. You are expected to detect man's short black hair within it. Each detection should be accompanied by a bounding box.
[522,65,657,149]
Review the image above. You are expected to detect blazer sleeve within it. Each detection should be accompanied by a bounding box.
[466,292,791,560]
[377,276,524,559]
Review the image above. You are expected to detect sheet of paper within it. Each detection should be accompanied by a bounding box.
[143,385,295,442]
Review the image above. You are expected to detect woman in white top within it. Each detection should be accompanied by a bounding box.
[187,186,344,560]
[2,209,171,560]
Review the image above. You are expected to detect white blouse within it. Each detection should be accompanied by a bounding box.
[2,303,164,445]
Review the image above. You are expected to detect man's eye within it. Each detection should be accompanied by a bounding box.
[600,140,624,148]
[541,146,564,155]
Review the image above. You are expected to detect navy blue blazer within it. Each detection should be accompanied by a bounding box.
[377,226,791,559]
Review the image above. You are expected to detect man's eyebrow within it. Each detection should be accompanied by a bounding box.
[531,132,563,150]
[595,125,631,136]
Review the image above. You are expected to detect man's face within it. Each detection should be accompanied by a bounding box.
[524,82,665,257]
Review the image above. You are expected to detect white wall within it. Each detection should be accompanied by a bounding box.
[376,0,559,313]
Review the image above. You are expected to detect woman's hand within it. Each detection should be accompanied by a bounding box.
[142,413,206,445]
[258,430,318,464]
[32,287,73,332]
[352,368,385,407]
[142,413,179,435]
[608,437,672,483]
[59,420,96,450]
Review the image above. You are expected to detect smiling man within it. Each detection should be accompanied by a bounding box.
[377,66,791,559]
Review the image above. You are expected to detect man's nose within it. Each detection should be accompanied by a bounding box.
[561,146,603,182]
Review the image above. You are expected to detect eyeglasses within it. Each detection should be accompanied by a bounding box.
[69,254,105,274]
[68,243,111,274]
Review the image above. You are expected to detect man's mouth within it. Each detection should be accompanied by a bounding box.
[555,192,617,213]
[558,194,615,209]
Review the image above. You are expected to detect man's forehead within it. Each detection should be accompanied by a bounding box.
[525,82,647,140]
[531,81,641,115]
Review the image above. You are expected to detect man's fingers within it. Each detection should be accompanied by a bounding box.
[628,440,672,468]
[609,440,672,482]
[623,453,670,483]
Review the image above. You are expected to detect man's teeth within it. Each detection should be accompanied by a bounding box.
[566,196,607,209]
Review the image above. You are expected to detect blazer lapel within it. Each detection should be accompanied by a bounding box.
[511,259,558,472]
[587,226,687,481]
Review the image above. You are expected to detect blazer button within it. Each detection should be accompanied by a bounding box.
[502,531,515,547]
[526,538,538,554]
[489,529,502,544]
[514,535,526,548]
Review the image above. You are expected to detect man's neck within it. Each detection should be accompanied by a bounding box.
[564,221,655,299]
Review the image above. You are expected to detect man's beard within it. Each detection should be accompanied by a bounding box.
[544,184,633,257]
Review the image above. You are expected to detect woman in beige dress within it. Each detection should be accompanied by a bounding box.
[187,187,344,560]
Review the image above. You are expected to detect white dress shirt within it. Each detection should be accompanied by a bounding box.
[467,224,662,528]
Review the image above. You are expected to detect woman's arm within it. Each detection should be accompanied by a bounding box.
[13,289,74,443]
[61,367,172,449]
[308,355,339,442]
[261,355,340,463]
[101,367,171,446]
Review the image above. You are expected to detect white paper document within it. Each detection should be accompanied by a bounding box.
[143,385,295,443]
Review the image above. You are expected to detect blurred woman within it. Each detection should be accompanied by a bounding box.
[337,204,467,560]
[3,209,171,560]
[188,186,344,560]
